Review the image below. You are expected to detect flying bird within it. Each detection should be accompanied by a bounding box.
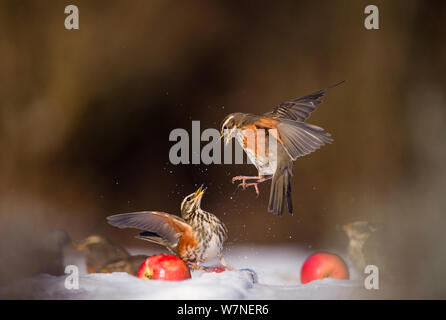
[107,186,232,270]
[221,81,343,215]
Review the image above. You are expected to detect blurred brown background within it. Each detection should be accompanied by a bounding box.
[1,0,445,298]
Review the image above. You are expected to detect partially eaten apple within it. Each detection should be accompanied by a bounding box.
[137,254,191,281]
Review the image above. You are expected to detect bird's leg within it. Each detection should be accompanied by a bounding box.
[219,257,237,271]
[233,175,273,197]
[188,262,206,271]
[232,175,261,185]
[219,257,257,283]
[243,175,273,197]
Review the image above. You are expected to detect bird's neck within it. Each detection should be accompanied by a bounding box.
[182,208,208,223]
[348,239,367,270]
[349,238,366,251]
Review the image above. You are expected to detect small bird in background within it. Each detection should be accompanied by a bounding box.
[343,221,404,290]
[221,82,343,215]
[107,186,231,271]
[342,221,379,273]
[73,235,130,273]
[99,255,149,276]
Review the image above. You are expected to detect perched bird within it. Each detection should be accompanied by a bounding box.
[342,221,379,273]
[73,235,130,273]
[107,186,231,270]
[221,82,343,215]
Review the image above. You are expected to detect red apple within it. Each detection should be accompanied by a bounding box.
[300,252,349,284]
[137,254,191,281]
[206,265,226,273]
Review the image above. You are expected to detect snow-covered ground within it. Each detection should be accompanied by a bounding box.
[0,245,391,299]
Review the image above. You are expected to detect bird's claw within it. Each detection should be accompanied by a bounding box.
[238,182,260,197]
[252,184,260,197]
[231,176,265,197]
[237,182,247,190]
[188,262,206,271]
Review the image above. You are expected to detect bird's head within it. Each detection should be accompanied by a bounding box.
[180,185,207,217]
[342,221,379,243]
[220,113,243,144]
[73,235,107,252]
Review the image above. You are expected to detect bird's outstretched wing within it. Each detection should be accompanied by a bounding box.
[107,211,192,249]
[276,119,333,160]
[265,81,344,122]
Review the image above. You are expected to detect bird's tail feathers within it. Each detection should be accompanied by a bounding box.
[268,168,293,216]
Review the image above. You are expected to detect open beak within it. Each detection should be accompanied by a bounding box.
[222,128,236,145]
[193,185,206,200]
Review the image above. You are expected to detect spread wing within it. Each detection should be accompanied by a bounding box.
[106,211,192,248]
[276,120,333,160]
[265,81,344,122]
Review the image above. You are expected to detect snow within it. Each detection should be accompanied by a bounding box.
[0,245,384,299]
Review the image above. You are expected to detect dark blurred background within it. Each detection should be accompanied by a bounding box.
[1,0,445,298]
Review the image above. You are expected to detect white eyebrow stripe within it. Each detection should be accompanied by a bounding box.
[222,115,234,128]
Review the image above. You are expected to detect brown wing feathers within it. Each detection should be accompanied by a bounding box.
[106,211,191,249]
[277,120,333,161]
[265,82,343,160]
[266,81,344,122]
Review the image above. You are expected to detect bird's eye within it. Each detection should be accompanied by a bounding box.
[223,126,227,130]
[186,196,193,201]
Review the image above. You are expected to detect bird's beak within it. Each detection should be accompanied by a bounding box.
[219,131,225,143]
[224,134,231,145]
[222,128,236,145]
[193,185,206,200]
[342,224,350,232]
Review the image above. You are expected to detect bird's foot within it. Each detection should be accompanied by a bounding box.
[219,257,257,282]
[237,181,260,197]
[220,257,238,271]
[231,175,260,185]
[232,175,272,197]
[188,262,206,271]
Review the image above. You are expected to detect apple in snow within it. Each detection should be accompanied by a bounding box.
[300,252,349,284]
[137,254,191,281]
